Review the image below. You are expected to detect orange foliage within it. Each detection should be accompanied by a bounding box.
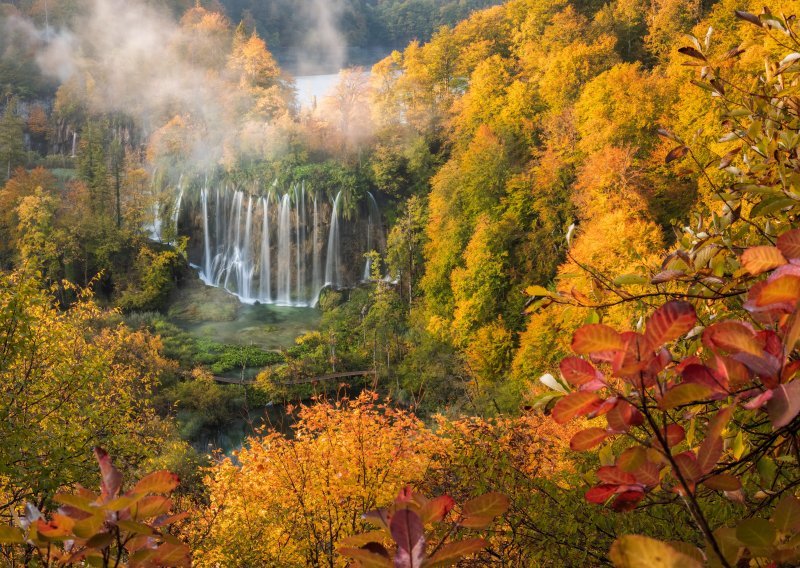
[191,393,444,567]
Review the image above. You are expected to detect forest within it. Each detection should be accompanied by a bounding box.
[1,0,800,566]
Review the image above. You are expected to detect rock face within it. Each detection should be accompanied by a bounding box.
[178,184,385,307]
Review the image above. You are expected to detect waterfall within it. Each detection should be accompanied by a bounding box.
[201,188,211,280]
[277,193,292,305]
[259,195,272,302]
[223,191,243,291]
[71,132,77,158]
[185,183,383,308]
[241,195,254,300]
[172,180,184,239]
[295,186,303,302]
[325,191,342,289]
[311,195,321,306]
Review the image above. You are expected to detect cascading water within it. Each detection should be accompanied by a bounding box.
[311,195,321,306]
[325,191,342,289]
[192,184,381,308]
[201,188,211,280]
[259,194,272,302]
[277,193,292,305]
[172,175,184,239]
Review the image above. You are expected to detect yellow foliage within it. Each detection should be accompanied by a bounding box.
[191,393,444,567]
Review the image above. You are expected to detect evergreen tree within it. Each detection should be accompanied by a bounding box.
[0,98,25,181]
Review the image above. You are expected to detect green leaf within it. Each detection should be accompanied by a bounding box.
[460,493,510,529]
[0,525,24,544]
[116,520,155,536]
[736,518,776,550]
[772,494,800,533]
[613,274,649,286]
[757,457,777,486]
[85,532,114,550]
[610,535,702,567]
[708,527,742,568]
[525,285,552,298]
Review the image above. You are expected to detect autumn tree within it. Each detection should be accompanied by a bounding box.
[0,272,187,517]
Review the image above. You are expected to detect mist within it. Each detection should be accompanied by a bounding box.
[2,0,353,171]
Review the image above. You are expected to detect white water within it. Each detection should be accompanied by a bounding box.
[324,191,342,289]
[186,184,383,308]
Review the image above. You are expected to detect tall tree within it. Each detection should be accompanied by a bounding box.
[0,98,25,180]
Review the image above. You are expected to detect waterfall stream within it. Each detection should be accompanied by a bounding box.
[188,184,382,308]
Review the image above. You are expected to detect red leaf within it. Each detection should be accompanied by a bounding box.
[766,381,800,429]
[585,484,617,504]
[390,509,426,568]
[750,274,800,310]
[462,493,510,518]
[633,461,662,486]
[644,301,696,348]
[706,406,734,440]
[678,46,706,61]
[665,424,685,448]
[559,357,603,387]
[420,495,455,525]
[743,389,774,410]
[665,145,689,163]
[570,428,608,451]
[659,383,712,409]
[681,364,729,393]
[588,396,618,418]
[651,270,685,284]
[94,447,122,502]
[673,452,702,483]
[597,466,636,485]
[703,321,762,356]
[612,490,645,512]
[740,246,787,275]
[551,392,603,424]
[698,435,723,474]
[606,401,643,433]
[704,474,742,491]
[777,229,800,260]
[571,324,624,355]
[730,351,781,380]
[710,356,751,388]
[338,548,392,568]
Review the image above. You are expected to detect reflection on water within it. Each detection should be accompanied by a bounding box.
[170,301,320,351]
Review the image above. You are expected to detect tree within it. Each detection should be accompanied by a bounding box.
[191,393,442,566]
[0,98,25,180]
[386,195,428,305]
[0,271,185,515]
[77,120,111,219]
